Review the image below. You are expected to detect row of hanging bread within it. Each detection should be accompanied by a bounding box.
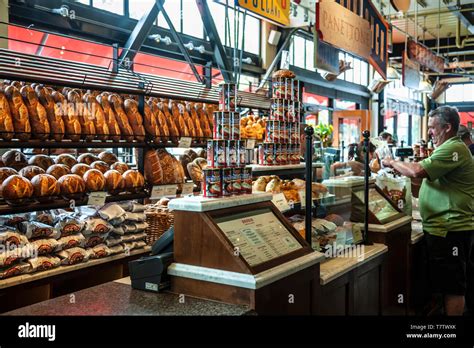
[0,80,218,142]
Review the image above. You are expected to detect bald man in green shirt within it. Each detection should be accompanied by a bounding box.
[383,106,474,316]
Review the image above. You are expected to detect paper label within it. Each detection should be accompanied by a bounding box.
[352,224,363,244]
[272,193,291,212]
[145,282,159,292]
[164,185,177,196]
[182,182,194,195]
[87,191,107,206]
[178,137,192,148]
[151,185,165,199]
[246,139,256,149]
[335,231,346,246]
[298,190,314,208]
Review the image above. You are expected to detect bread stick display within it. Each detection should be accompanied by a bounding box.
[4,85,31,141]
[0,91,14,141]
[35,85,65,141]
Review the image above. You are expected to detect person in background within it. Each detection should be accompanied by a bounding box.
[331,140,378,176]
[379,131,394,144]
[458,125,474,156]
[382,106,474,316]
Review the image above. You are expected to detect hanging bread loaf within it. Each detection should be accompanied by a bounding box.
[68,90,95,141]
[178,103,195,138]
[84,93,109,141]
[35,86,65,141]
[171,101,189,138]
[123,99,146,141]
[158,101,179,143]
[0,91,14,141]
[51,91,81,142]
[144,149,163,185]
[4,86,31,141]
[203,104,214,130]
[20,85,50,140]
[108,94,134,141]
[150,102,169,143]
[143,101,162,143]
[187,102,204,139]
[196,103,212,138]
[96,93,121,142]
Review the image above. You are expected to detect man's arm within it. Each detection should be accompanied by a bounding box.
[382,159,429,179]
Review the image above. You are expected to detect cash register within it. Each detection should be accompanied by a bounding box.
[128,227,174,292]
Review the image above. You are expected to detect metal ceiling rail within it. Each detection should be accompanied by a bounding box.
[0,48,270,108]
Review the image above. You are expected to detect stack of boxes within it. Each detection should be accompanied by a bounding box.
[204,83,252,198]
[258,76,302,166]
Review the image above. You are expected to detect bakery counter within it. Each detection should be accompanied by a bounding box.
[317,244,387,315]
[249,162,323,178]
[4,277,253,316]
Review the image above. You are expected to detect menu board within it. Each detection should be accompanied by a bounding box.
[215,208,302,267]
[354,188,400,222]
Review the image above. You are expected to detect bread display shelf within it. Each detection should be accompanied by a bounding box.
[0,246,151,290]
[0,191,149,215]
[248,163,324,177]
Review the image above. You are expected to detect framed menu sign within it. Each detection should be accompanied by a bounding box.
[215,208,302,267]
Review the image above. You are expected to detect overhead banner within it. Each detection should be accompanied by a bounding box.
[407,39,445,73]
[235,0,290,26]
[315,1,371,61]
[402,51,420,90]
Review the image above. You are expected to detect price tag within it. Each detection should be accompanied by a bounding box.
[178,137,192,148]
[335,231,346,247]
[352,224,363,244]
[272,193,291,212]
[87,191,107,206]
[164,185,177,196]
[246,139,256,149]
[151,185,165,199]
[182,182,194,195]
[298,190,314,208]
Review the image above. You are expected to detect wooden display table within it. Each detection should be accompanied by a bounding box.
[168,194,325,315]
[317,244,387,315]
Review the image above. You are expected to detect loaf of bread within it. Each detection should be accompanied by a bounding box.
[4,86,31,141]
[71,163,90,177]
[96,93,121,142]
[98,151,118,165]
[203,104,214,130]
[170,101,189,137]
[272,69,296,79]
[158,101,179,143]
[83,169,106,192]
[0,91,14,141]
[104,170,125,195]
[77,153,99,166]
[172,156,186,184]
[187,158,207,185]
[84,93,109,141]
[196,103,212,138]
[0,167,18,184]
[28,154,54,171]
[123,99,146,141]
[35,86,65,141]
[122,170,145,192]
[2,150,27,170]
[46,164,71,180]
[51,91,81,141]
[179,149,197,179]
[108,94,134,141]
[110,162,129,174]
[31,174,60,198]
[90,160,109,174]
[20,86,50,140]
[55,154,77,168]
[144,150,163,185]
[68,90,95,141]
[58,174,86,195]
[144,101,162,143]
[187,103,204,139]
[179,103,196,138]
[19,165,45,180]
[1,175,33,203]
[157,149,177,184]
[149,101,168,143]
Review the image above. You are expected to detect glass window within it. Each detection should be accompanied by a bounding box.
[353,58,361,85]
[412,115,421,145]
[76,0,90,4]
[360,61,368,86]
[318,110,330,125]
[158,0,181,31]
[397,113,409,145]
[182,0,204,38]
[305,40,314,71]
[238,74,259,92]
[445,84,465,103]
[337,52,345,80]
[344,55,353,83]
[208,1,226,44]
[463,84,474,101]
[244,15,260,55]
[129,0,155,20]
[92,0,124,15]
[293,36,306,69]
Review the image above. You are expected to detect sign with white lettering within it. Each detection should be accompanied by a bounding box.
[316,1,372,61]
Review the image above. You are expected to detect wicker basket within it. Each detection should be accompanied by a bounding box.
[144,207,174,245]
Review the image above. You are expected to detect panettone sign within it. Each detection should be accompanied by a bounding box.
[235,0,290,26]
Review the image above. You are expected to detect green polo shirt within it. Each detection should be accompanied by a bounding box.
[419,136,474,237]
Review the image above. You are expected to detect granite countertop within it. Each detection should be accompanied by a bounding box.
[319,243,388,285]
[4,278,253,316]
[411,204,424,245]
